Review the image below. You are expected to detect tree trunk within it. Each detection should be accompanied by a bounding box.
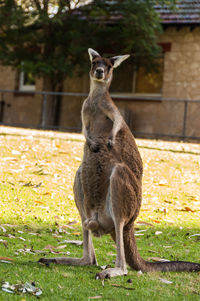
[41,76,63,128]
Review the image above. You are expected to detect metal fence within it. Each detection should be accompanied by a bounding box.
[0,89,200,141]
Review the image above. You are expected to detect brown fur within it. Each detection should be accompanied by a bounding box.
[39,49,200,278]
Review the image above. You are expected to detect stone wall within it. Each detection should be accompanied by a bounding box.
[116,27,200,138]
[0,65,43,127]
[160,27,200,101]
[0,26,200,139]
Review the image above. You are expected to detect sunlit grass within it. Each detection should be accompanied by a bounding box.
[0,127,199,300]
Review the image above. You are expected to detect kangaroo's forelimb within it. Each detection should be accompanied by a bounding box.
[99,99,123,149]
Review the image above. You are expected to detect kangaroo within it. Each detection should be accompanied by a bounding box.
[39,48,200,279]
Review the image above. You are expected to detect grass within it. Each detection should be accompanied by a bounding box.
[0,126,200,300]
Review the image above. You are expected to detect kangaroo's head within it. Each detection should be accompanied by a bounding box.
[88,48,130,84]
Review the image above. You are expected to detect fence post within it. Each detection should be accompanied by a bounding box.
[182,100,188,139]
[41,93,47,128]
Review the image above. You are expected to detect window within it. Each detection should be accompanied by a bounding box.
[134,58,164,94]
[110,57,164,95]
[19,69,36,91]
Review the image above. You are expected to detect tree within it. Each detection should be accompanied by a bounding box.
[0,0,167,126]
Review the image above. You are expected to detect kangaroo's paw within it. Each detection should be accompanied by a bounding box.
[96,267,128,279]
[90,142,100,153]
[86,138,100,153]
[107,136,115,150]
[83,218,99,231]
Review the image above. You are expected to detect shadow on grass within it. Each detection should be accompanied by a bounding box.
[1,226,199,301]
[138,145,200,156]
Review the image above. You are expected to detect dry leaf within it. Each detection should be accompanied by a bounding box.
[71,232,81,236]
[0,226,7,232]
[62,224,74,230]
[11,150,21,155]
[62,273,69,278]
[175,207,197,213]
[52,234,62,238]
[44,245,56,250]
[0,239,8,248]
[56,245,67,250]
[158,180,168,186]
[67,220,78,226]
[16,247,36,255]
[7,234,15,238]
[34,200,45,204]
[189,234,200,239]
[152,220,161,224]
[88,296,102,299]
[2,224,17,228]
[43,192,51,196]
[149,257,170,262]
[188,195,199,201]
[59,240,83,246]
[184,206,197,212]
[159,278,173,284]
[155,231,163,235]
[2,157,17,161]
[0,256,13,261]
[1,281,42,296]
[107,252,116,256]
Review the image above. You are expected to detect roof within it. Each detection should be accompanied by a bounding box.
[156,0,200,24]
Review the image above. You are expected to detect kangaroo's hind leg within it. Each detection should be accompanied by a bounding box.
[39,166,97,266]
[96,163,139,279]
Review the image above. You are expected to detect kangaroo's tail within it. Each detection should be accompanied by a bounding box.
[122,226,200,272]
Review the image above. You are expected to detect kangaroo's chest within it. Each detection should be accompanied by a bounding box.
[84,100,113,137]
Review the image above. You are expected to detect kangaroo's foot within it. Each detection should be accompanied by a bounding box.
[96,267,128,279]
[38,256,97,266]
[39,227,98,266]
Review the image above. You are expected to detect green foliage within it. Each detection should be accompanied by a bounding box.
[0,0,170,88]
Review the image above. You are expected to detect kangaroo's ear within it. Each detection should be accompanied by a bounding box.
[88,48,100,62]
[110,54,130,68]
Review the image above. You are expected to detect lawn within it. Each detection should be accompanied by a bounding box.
[0,126,199,300]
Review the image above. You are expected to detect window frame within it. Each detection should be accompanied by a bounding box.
[19,68,36,92]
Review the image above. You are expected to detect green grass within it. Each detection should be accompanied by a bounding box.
[0,127,200,300]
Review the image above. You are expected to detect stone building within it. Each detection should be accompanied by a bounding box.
[0,0,200,140]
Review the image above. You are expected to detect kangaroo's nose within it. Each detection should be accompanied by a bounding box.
[95,68,104,79]
[96,68,103,74]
